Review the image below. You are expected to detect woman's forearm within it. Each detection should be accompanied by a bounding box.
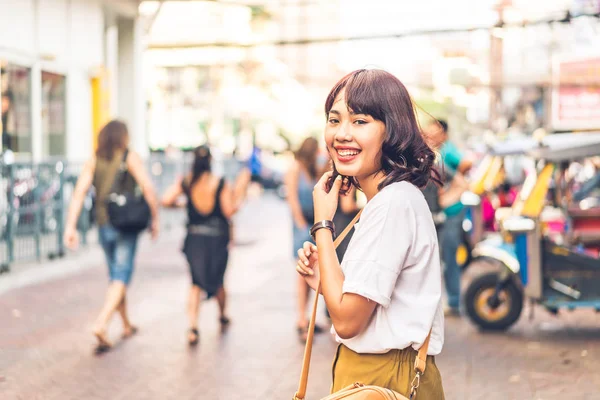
[65,158,94,231]
[314,227,377,339]
[143,186,159,219]
[65,192,85,231]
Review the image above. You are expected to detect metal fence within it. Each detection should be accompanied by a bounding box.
[0,160,71,272]
[0,153,250,274]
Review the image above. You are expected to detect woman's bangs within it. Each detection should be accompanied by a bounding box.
[344,72,384,121]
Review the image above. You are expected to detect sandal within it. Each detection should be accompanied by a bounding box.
[219,316,231,332]
[188,328,199,346]
[93,331,112,355]
[94,342,111,355]
[122,326,138,339]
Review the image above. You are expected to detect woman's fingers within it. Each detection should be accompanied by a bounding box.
[315,171,334,191]
[296,260,313,275]
[329,175,343,196]
[297,241,317,276]
[302,241,316,257]
[297,247,310,266]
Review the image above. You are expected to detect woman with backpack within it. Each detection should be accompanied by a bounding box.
[64,120,159,353]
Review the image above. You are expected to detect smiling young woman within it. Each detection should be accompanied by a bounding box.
[295,69,446,399]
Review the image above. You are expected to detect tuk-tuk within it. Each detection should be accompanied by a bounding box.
[462,132,600,330]
[454,153,498,269]
[457,137,537,270]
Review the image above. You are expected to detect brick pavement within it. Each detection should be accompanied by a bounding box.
[1,194,600,399]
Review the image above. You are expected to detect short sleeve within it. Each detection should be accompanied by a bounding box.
[441,142,462,171]
[341,191,413,307]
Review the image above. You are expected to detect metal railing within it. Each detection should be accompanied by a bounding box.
[1,160,71,271]
[0,153,253,274]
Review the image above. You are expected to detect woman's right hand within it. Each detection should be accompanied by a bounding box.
[296,241,319,290]
[63,226,79,250]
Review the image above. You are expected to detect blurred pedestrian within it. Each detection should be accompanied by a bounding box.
[63,120,159,353]
[424,119,472,317]
[295,69,445,397]
[248,145,263,184]
[161,145,249,346]
[285,137,325,342]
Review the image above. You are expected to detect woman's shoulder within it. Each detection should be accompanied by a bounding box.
[361,182,428,221]
[376,181,425,206]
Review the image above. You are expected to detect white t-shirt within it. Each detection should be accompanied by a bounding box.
[333,181,444,355]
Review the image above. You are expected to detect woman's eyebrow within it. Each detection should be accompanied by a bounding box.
[329,109,368,117]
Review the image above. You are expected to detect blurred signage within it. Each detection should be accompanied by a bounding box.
[552,56,600,130]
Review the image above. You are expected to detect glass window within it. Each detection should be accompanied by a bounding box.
[1,62,32,155]
[41,71,66,157]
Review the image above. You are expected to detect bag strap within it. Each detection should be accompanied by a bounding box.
[294,209,433,400]
[294,210,361,400]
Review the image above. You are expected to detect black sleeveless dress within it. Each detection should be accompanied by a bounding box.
[182,177,230,298]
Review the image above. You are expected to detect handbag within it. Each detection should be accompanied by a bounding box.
[105,149,151,233]
[293,210,432,400]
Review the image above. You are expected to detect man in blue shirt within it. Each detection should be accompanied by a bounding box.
[426,119,472,316]
[248,145,262,183]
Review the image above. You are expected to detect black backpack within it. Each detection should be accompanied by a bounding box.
[105,150,151,233]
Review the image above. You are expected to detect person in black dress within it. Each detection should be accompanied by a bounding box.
[162,145,249,346]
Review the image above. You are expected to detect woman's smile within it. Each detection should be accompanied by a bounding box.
[334,145,362,163]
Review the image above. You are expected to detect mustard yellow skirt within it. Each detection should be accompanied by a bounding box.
[331,344,445,400]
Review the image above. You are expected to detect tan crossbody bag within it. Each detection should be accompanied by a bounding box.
[293,210,432,400]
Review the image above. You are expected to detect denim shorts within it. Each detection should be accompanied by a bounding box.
[98,225,139,285]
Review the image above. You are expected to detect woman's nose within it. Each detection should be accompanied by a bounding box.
[335,123,352,142]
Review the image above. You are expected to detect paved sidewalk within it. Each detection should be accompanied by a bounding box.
[1,194,600,399]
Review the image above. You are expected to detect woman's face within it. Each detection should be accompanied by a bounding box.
[324,90,386,180]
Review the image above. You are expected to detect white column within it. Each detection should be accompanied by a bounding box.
[30,0,42,162]
[105,25,119,117]
[117,16,147,157]
[133,16,147,157]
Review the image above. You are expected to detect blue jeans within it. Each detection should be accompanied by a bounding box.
[98,225,139,285]
[441,211,464,310]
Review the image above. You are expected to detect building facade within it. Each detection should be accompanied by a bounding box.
[0,0,146,163]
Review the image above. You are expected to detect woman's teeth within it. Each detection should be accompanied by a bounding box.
[337,149,360,156]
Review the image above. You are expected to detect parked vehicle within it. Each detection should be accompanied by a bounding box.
[462,132,600,330]
[457,138,535,270]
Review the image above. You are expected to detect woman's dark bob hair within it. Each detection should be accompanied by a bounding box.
[96,119,129,160]
[325,69,441,192]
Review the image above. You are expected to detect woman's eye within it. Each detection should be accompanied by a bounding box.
[328,118,339,124]
[354,120,367,125]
